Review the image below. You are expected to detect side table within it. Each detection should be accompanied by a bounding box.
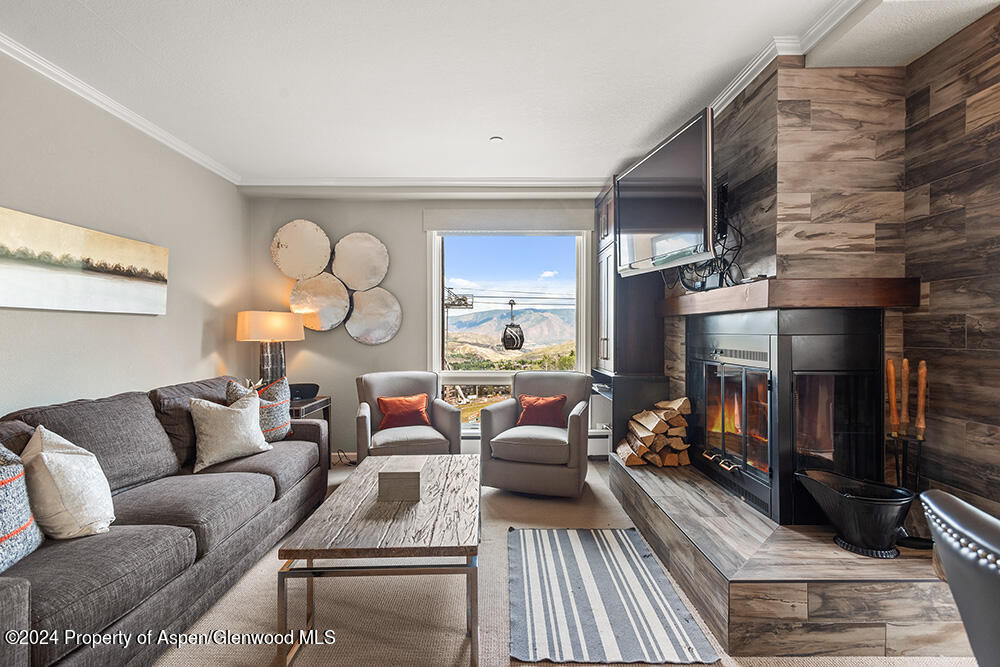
[290,396,332,462]
[289,395,331,422]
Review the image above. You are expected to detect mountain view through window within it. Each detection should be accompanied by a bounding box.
[442,234,577,423]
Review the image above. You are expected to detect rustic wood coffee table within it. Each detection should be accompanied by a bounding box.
[274,454,481,666]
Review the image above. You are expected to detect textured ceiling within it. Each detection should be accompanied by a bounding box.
[807,0,998,67]
[0,0,843,183]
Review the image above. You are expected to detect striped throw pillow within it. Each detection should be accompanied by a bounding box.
[0,444,42,573]
[226,378,292,442]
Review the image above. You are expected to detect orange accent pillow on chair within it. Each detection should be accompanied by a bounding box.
[377,393,431,430]
[516,394,567,428]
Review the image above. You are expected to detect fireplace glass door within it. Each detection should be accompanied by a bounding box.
[705,363,771,478]
[794,372,878,479]
[745,370,769,474]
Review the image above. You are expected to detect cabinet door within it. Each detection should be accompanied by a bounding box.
[598,192,615,250]
[596,246,615,371]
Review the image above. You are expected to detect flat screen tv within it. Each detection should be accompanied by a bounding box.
[616,108,715,277]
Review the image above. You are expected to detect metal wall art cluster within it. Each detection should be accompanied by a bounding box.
[271,219,401,344]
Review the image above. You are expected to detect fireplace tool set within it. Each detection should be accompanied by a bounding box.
[886,357,933,550]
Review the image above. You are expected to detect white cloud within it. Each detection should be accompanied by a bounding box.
[447,278,480,289]
[539,270,558,279]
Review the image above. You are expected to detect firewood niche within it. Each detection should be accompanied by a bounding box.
[615,397,693,468]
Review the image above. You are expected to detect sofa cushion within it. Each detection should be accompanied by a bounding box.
[22,426,116,539]
[5,524,196,666]
[491,425,569,465]
[226,378,292,442]
[4,392,178,492]
[112,472,274,557]
[370,425,449,455]
[190,395,272,472]
[0,420,33,456]
[0,444,42,574]
[197,440,318,499]
[148,376,237,467]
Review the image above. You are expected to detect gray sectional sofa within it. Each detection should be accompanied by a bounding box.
[0,376,329,666]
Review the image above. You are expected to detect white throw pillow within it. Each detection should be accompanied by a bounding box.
[21,425,116,539]
[190,394,272,472]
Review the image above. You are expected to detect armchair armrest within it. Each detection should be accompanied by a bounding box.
[480,398,518,461]
[432,398,462,455]
[0,577,29,665]
[286,418,329,474]
[356,402,373,462]
[567,400,589,469]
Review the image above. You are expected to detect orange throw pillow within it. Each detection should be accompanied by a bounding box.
[516,394,567,428]
[377,393,431,430]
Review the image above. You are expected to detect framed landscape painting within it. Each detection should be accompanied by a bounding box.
[0,205,168,315]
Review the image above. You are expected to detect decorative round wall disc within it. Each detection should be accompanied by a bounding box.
[346,287,401,345]
[271,219,331,280]
[331,232,389,291]
[289,273,350,331]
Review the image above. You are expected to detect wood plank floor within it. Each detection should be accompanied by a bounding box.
[609,457,972,657]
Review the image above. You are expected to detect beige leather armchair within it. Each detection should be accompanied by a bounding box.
[480,371,592,498]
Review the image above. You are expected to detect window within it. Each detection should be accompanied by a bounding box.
[442,384,512,425]
[429,232,590,425]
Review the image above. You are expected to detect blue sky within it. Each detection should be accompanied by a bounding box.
[444,235,576,312]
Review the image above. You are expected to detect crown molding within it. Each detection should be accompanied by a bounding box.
[238,177,605,200]
[800,0,868,53]
[710,0,866,113]
[1,0,866,188]
[0,30,242,184]
[238,176,606,188]
[709,37,801,113]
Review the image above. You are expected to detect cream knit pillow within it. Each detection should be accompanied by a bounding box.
[21,425,116,539]
[190,394,272,472]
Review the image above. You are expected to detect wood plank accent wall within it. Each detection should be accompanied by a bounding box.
[902,5,1000,517]
[714,60,778,279]
[775,59,906,279]
[665,60,780,385]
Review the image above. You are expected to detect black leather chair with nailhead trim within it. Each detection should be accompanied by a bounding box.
[921,489,1000,663]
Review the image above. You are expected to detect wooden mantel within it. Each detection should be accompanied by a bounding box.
[659,277,920,317]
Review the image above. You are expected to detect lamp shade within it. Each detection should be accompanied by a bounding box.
[236,311,304,342]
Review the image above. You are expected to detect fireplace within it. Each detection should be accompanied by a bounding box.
[686,309,883,524]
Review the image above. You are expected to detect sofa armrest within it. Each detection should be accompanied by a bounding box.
[432,398,462,455]
[287,419,329,474]
[480,398,518,462]
[0,577,30,665]
[567,400,589,469]
[356,402,372,463]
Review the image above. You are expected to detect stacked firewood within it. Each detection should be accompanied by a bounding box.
[615,397,692,468]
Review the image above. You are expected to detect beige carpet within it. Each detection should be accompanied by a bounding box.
[155,460,977,667]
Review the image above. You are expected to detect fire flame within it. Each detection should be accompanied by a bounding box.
[708,393,742,434]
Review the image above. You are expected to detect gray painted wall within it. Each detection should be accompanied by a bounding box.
[248,198,591,453]
[0,53,251,415]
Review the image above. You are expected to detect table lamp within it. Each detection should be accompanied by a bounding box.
[236,311,305,383]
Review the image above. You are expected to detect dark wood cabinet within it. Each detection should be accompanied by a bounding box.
[593,184,664,376]
[596,244,615,372]
[597,185,615,250]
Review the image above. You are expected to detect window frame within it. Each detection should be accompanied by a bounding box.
[426,230,593,388]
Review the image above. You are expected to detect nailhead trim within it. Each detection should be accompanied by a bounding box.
[922,501,1000,572]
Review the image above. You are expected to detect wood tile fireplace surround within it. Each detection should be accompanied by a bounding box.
[608,8,1000,654]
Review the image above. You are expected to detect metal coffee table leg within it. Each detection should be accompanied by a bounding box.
[305,559,314,630]
[467,555,478,666]
[275,561,290,667]
[277,557,478,666]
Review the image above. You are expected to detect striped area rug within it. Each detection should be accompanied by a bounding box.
[508,528,718,664]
